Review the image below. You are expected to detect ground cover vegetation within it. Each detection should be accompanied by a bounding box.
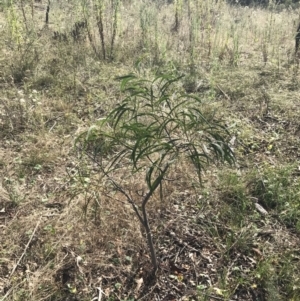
[0,0,300,300]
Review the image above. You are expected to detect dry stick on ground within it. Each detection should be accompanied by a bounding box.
[216,83,231,101]
[92,286,105,301]
[9,217,42,279]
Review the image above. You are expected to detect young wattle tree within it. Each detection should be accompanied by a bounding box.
[76,73,235,272]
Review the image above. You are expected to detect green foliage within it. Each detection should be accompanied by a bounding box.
[249,164,300,230]
[278,253,300,299]
[78,73,234,184]
[216,165,300,232]
[218,171,252,226]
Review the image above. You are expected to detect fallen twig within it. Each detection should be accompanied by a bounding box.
[216,83,231,101]
[9,218,41,279]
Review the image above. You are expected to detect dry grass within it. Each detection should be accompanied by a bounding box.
[1,0,300,300]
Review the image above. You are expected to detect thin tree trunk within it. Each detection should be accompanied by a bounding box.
[142,206,158,271]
